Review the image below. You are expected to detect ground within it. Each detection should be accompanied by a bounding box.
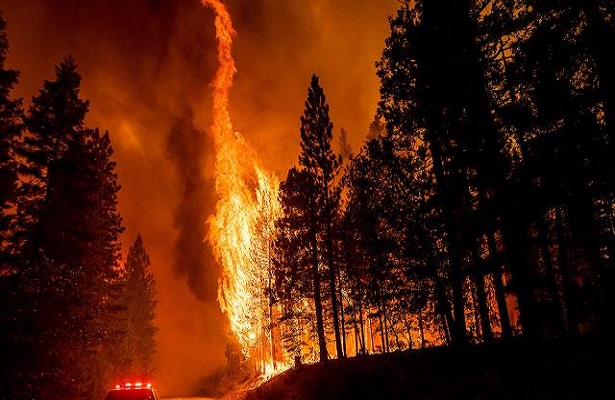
[225,334,614,400]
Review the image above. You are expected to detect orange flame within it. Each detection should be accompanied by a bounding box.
[201,0,284,372]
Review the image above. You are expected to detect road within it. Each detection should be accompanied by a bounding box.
[162,398,214,400]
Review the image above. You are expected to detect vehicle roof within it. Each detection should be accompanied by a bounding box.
[103,387,158,400]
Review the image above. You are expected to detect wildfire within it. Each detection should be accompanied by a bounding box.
[201,0,283,373]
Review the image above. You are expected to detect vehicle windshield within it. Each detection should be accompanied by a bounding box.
[103,389,155,400]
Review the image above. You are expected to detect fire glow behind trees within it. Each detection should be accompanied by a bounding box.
[0,0,419,393]
[3,0,615,398]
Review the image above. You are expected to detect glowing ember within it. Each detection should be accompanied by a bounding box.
[201,0,283,372]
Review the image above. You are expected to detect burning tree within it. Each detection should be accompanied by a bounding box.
[201,0,286,376]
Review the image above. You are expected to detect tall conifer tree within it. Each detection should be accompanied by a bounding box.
[121,234,158,378]
[273,167,323,363]
[0,11,23,265]
[0,12,27,400]
[298,74,344,359]
[15,55,90,264]
[11,56,124,400]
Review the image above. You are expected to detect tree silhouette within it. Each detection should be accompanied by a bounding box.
[0,12,27,399]
[273,167,324,363]
[474,0,615,340]
[374,0,615,346]
[5,56,126,399]
[14,55,90,266]
[0,11,23,265]
[298,74,344,359]
[119,234,158,378]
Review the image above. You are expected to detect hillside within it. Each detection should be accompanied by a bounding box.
[240,334,614,400]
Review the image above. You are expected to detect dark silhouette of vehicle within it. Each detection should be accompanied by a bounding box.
[103,382,160,400]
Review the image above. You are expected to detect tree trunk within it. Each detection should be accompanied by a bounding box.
[368,311,375,353]
[337,278,347,357]
[404,312,413,350]
[427,134,467,346]
[326,232,343,358]
[555,206,576,337]
[487,230,512,338]
[358,298,366,354]
[311,232,328,362]
[472,245,493,342]
[418,310,426,349]
[536,213,566,337]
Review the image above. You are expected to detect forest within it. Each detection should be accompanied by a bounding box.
[264,0,615,369]
[2,0,615,398]
[0,12,158,400]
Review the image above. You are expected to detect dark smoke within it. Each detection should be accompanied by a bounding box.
[166,107,218,301]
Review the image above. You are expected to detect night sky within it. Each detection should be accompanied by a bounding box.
[1,0,398,393]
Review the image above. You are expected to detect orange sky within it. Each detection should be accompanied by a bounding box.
[1,0,398,395]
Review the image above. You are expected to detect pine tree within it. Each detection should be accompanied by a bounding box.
[0,11,23,266]
[0,12,27,399]
[14,55,90,265]
[377,0,519,346]
[273,167,323,363]
[21,130,124,400]
[341,143,392,353]
[83,129,126,397]
[493,0,615,339]
[25,55,88,154]
[377,0,471,346]
[120,234,158,379]
[298,74,344,359]
[9,57,124,400]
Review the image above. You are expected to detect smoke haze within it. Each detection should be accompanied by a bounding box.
[1,0,398,394]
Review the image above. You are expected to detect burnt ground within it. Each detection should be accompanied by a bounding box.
[239,334,614,400]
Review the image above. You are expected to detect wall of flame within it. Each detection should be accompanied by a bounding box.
[202,0,282,368]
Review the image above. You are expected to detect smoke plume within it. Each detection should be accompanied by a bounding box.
[1,0,398,394]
